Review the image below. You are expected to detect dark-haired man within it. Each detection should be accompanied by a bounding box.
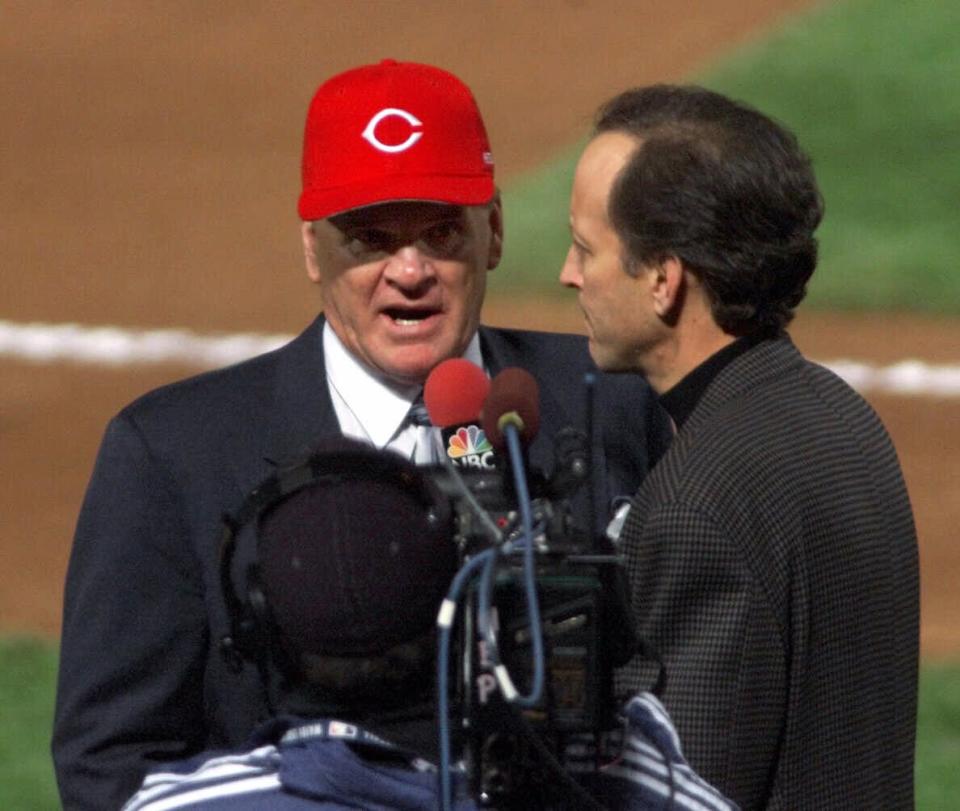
[560,84,919,809]
[52,60,670,810]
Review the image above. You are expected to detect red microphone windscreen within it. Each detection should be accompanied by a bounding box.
[423,358,490,428]
[481,367,541,450]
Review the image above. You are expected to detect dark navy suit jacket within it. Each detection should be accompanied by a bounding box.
[53,316,670,810]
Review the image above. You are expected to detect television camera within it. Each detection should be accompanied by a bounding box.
[425,360,639,810]
[218,359,639,810]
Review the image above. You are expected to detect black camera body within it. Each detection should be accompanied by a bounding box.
[431,463,637,809]
[218,431,637,809]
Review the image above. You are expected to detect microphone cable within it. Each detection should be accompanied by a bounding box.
[475,422,546,711]
[434,423,547,810]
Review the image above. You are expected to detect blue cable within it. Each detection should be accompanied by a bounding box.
[437,548,496,810]
[475,519,548,683]
[502,424,546,708]
[436,423,548,808]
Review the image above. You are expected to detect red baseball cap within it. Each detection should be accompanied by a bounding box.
[298,59,495,220]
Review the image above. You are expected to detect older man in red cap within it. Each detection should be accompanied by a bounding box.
[52,60,670,810]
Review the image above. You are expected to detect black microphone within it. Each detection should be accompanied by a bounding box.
[546,426,589,500]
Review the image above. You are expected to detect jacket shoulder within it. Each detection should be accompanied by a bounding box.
[481,325,589,364]
[118,345,282,427]
[117,319,323,430]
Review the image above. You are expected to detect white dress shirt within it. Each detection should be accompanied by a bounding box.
[322,321,484,465]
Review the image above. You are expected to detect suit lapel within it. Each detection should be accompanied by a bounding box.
[227,323,613,537]
[226,323,588,518]
[225,315,341,500]
[636,335,804,518]
[478,327,568,476]
[682,335,802,438]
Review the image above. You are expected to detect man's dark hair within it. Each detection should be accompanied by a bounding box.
[596,84,824,334]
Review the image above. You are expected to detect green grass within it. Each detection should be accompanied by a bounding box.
[0,638,60,811]
[916,662,960,808]
[3,636,958,809]
[493,0,960,315]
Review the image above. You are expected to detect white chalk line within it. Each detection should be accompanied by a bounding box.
[2,319,959,398]
[0,320,291,371]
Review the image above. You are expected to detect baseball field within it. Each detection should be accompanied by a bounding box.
[2,1,958,807]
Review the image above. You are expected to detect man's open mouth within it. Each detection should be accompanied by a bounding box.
[383,307,438,326]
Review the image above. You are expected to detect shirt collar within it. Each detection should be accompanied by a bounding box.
[659,331,772,431]
[323,321,483,448]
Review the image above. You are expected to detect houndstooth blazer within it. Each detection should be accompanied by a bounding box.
[615,334,919,810]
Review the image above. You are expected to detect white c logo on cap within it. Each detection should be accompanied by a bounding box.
[361,108,423,153]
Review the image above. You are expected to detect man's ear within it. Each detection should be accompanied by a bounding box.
[486,192,504,271]
[301,221,322,284]
[651,256,685,318]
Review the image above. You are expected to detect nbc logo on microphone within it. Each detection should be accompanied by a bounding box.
[446,425,495,470]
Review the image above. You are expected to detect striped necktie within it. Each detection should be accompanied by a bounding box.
[406,392,436,464]
[406,393,432,428]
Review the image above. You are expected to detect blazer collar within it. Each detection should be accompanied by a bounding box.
[681,333,803,437]
[478,325,567,477]
[226,315,340,500]
[227,321,568,501]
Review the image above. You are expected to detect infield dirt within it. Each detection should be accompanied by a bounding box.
[2,2,957,658]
